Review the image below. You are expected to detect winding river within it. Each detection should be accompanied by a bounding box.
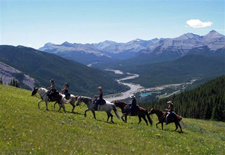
[104,69,145,102]
[104,69,197,102]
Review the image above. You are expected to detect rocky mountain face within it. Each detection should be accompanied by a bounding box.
[0,61,36,89]
[39,41,108,57]
[141,30,225,55]
[39,38,159,61]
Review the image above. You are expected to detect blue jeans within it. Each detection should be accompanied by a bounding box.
[94,98,99,110]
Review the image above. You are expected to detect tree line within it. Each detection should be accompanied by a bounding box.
[0,77,20,88]
[141,75,225,122]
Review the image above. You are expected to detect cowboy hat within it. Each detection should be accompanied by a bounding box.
[167,101,173,105]
[130,94,135,98]
[98,86,102,90]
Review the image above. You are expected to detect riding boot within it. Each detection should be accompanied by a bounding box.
[94,102,98,110]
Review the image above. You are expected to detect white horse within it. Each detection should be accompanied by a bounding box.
[31,87,76,112]
[76,96,120,123]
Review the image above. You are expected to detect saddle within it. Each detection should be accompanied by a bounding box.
[92,99,106,105]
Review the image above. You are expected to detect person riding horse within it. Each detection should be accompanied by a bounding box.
[129,94,138,116]
[47,79,57,101]
[94,86,106,110]
[62,83,70,100]
[165,101,176,125]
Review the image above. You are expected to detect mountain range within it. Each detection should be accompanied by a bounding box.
[39,30,225,65]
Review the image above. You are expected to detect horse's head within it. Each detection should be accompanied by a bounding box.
[114,100,124,107]
[31,87,38,96]
[148,108,156,115]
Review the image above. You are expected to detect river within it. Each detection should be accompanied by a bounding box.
[104,69,197,102]
[104,69,145,102]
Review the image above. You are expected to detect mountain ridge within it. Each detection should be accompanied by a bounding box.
[0,45,127,95]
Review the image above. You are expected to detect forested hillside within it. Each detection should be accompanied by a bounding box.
[0,45,127,96]
[142,75,225,121]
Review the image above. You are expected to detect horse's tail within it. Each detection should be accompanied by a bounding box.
[176,114,185,127]
[176,114,182,121]
[112,105,120,119]
[146,110,153,126]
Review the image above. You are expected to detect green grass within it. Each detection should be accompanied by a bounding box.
[0,84,225,154]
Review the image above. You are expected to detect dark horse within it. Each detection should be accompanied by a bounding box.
[148,108,183,132]
[114,100,152,126]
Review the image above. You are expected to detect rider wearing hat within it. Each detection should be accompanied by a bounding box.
[94,86,104,110]
[62,83,70,100]
[165,101,174,125]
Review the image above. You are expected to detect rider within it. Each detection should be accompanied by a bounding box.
[165,101,174,125]
[62,83,70,100]
[48,79,56,101]
[94,86,104,110]
[130,94,137,116]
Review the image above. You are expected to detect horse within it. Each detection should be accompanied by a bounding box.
[114,100,152,126]
[54,94,77,113]
[31,87,76,112]
[148,108,183,132]
[76,96,120,123]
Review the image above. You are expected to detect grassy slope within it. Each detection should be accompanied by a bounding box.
[0,85,225,154]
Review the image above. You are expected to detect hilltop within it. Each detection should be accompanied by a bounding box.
[0,84,224,154]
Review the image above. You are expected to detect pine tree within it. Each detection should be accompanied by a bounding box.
[0,77,2,84]
[9,79,20,88]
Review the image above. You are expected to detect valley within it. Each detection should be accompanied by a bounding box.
[104,69,197,102]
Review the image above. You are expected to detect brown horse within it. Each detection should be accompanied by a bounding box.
[148,108,183,132]
[114,101,152,126]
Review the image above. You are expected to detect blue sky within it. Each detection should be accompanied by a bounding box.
[1,0,224,49]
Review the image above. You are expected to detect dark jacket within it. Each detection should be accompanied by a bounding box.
[131,98,137,108]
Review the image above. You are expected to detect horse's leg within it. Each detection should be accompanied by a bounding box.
[45,101,48,111]
[142,116,148,125]
[175,122,178,131]
[138,116,142,124]
[177,121,182,133]
[121,114,127,122]
[70,103,75,113]
[54,101,58,109]
[37,100,43,109]
[58,105,62,112]
[156,122,160,128]
[84,108,89,117]
[62,103,66,113]
[161,122,164,130]
[106,112,110,122]
[91,110,96,119]
[110,112,114,124]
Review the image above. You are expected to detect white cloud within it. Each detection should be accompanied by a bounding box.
[186,19,213,28]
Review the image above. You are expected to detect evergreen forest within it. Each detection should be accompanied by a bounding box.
[141,75,225,121]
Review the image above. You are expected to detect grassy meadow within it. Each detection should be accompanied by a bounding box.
[0,84,225,154]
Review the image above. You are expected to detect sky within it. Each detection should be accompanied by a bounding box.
[1,0,224,49]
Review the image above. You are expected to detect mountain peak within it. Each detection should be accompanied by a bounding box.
[204,30,224,39]
[209,30,217,33]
